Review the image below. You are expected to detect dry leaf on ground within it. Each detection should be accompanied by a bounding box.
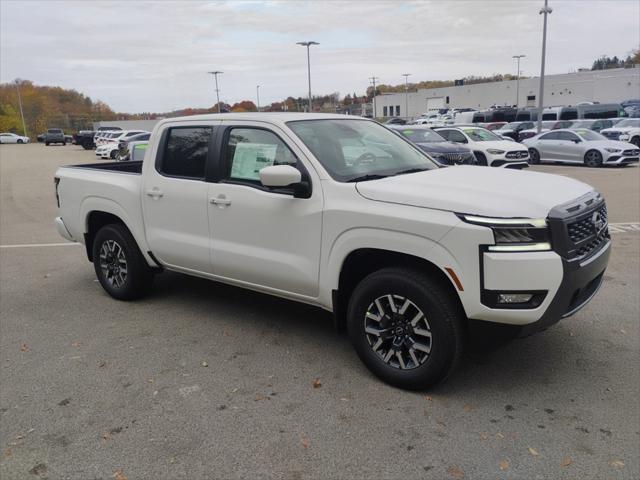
[312,378,322,388]
[20,344,28,352]
[463,404,472,412]
[499,459,509,471]
[528,447,539,456]
[299,433,309,449]
[113,470,127,480]
[479,432,489,440]
[561,457,572,467]
[609,460,625,469]
[71,341,81,347]
[447,465,464,479]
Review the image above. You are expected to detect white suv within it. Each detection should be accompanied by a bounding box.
[434,126,529,168]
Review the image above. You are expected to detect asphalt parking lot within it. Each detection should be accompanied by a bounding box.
[1,143,638,480]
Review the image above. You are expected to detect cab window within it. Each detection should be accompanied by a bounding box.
[224,128,298,183]
[159,127,212,179]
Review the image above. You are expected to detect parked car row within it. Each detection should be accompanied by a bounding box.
[94,130,150,159]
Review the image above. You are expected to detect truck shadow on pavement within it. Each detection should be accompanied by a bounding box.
[146,271,588,394]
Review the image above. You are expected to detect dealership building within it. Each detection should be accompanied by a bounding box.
[374,67,640,119]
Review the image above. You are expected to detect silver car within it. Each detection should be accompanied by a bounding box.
[523,128,640,167]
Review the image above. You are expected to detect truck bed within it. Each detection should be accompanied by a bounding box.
[68,160,143,174]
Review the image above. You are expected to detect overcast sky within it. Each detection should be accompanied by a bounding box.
[1,0,638,113]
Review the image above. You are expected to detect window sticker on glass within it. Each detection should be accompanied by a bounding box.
[230,143,278,180]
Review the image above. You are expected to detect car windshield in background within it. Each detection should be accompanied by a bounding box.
[574,129,605,141]
[48,129,62,133]
[615,119,640,128]
[462,128,501,141]
[542,121,557,128]
[288,119,438,182]
[397,128,446,143]
[571,121,594,128]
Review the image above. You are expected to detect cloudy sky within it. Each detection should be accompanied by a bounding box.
[1,0,638,113]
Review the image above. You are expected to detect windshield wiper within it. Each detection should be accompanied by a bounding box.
[346,174,389,182]
[394,167,429,175]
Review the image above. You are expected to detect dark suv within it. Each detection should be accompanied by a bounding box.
[389,125,476,166]
[45,128,65,146]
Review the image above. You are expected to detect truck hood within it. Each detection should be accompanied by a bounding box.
[355,166,593,218]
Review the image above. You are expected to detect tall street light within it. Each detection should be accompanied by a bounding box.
[207,71,223,113]
[296,41,319,112]
[15,80,27,137]
[402,73,411,120]
[369,76,379,118]
[256,85,260,112]
[512,55,525,109]
[536,0,552,133]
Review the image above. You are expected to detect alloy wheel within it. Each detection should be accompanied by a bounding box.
[99,240,128,288]
[364,294,432,370]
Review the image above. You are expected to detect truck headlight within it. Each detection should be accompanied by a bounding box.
[459,214,551,252]
[486,149,505,155]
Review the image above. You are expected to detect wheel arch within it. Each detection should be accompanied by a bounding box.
[332,248,465,332]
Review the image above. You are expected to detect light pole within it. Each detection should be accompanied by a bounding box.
[207,71,223,113]
[536,0,552,133]
[512,55,525,108]
[256,85,260,112]
[402,73,411,120]
[15,80,27,137]
[369,76,379,118]
[296,41,319,112]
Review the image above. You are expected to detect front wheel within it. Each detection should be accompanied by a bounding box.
[474,152,488,166]
[528,148,540,164]
[584,149,603,168]
[17,139,23,144]
[347,268,465,390]
[630,136,640,147]
[92,224,154,300]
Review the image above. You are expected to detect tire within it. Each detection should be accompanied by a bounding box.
[584,149,603,168]
[528,148,540,164]
[17,139,23,144]
[474,152,488,166]
[45,142,50,146]
[92,224,154,300]
[630,136,640,147]
[62,142,66,146]
[110,149,118,160]
[347,267,465,390]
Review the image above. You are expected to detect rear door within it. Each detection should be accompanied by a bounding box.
[207,122,323,297]
[142,122,220,272]
[535,131,560,160]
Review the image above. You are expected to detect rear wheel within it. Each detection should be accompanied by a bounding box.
[474,152,488,166]
[528,148,540,164]
[17,139,23,144]
[347,267,465,390]
[45,142,50,146]
[584,149,603,168]
[92,224,154,300]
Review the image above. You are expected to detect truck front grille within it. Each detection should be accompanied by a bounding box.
[567,205,607,243]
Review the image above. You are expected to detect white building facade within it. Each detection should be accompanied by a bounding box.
[374,67,640,119]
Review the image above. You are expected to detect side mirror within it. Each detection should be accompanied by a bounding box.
[573,139,581,143]
[259,165,301,187]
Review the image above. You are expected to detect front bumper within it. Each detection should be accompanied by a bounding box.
[518,240,610,335]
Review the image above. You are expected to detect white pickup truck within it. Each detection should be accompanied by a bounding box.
[54,113,611,389]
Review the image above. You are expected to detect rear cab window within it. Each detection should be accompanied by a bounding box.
[157,126,213,180]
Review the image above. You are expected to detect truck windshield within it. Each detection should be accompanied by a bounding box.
[287,119,438,182]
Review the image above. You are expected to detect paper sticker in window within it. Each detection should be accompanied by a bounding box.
[230,142,278,180]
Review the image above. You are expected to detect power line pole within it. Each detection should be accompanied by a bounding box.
[369,76,379,118]
[15,80,27,137]
[297,41,319,112]
[536,0,552,133]
[402,73,411,120]
[512,55,525,108]
[207,71,223,113]
[256,85,260,112]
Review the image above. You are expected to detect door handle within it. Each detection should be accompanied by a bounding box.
[210,195,231,207]
[145,189,164,199]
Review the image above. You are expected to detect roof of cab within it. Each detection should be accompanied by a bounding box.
[156,112,366,128]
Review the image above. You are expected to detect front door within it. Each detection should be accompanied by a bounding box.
[142,124,218,272]
[208,124,323,297]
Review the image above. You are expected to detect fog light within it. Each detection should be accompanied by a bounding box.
[498,293,533,304]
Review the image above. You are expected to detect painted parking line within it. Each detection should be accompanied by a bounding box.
[608,223,640,234]
[0,242,80,249]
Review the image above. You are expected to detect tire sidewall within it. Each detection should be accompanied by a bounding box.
[347,269,460,390]
[528,148,540,164]
[92,224,152,300]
